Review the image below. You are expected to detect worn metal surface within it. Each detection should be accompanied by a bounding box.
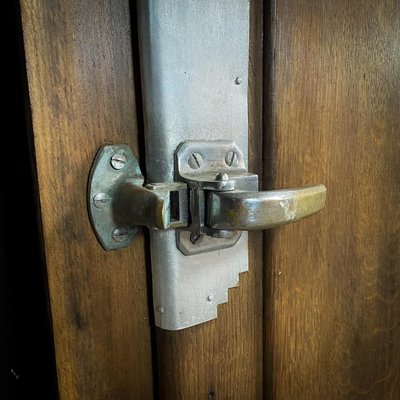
[137,0,250,330]
[88,145,142,250]
[208,185,327,230]
[175,141,258,255]
[115,181,188,230]
[88,145,189,250]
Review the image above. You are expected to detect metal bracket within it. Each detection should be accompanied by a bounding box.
[88,144,188,251]
[88,144,141,250]
[175,141,257,255]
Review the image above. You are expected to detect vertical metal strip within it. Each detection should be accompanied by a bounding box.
[138,0,250,330]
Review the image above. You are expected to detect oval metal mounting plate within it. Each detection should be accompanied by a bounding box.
[88,144,143,250]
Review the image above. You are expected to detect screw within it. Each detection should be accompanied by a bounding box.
[93,192,110,209]
[224,151,239,167]
[235,77,243,85]
[215,172,229,181]
[110,153,127,170]
[157,306,165,314]
[190,231,204,245]
[187,153,203,169]
[112,227,129,242]
[207,295,214,302]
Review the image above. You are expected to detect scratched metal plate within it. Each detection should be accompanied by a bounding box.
[137,0,250,330]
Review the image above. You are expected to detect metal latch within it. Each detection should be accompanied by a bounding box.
[87,0,327,330]
[89,141,325,252]
[88,141,326,327]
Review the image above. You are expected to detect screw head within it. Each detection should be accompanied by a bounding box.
[190,231,204,244]
[207,295,214,302]
[112,227,129,242]
[187,153,203,169]
[110,153,127,170]
[157,306,165,314]
[235,77,243,85]
[224,151,239,167]
[93,192,110,209]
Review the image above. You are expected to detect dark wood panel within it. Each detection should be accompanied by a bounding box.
[155,1,264,398]
[20,1,153,398]
[265,0,400,398]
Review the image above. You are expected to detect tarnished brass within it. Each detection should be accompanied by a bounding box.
[88,144,188,250]
[113,182,169,230]
[89,143,326,253]
[207,184,327,230]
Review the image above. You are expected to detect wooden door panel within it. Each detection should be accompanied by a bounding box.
[19,0,399,398]
[155,1,264,398]
[20,1,153,398]
[265,0,400,398]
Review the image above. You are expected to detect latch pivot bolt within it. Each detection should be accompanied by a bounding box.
[215,172,229,181]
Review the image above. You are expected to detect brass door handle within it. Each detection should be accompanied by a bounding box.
[89,142,326,248]
[207,184,326,230]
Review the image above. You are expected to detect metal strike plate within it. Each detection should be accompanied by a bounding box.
[137,0,251,330]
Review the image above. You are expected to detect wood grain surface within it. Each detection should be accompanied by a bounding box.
[264,0,400,399]
[20,1,153,398]
[154,1,264,398]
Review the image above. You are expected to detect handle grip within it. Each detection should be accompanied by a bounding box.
[207,184,327,230]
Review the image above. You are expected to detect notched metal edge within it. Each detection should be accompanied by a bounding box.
[151,231,249,330]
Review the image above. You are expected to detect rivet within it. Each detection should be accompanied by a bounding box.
[110,153,127,170]
[207,295,214,302]
[215,172,229,181]
[235,77,243,85]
